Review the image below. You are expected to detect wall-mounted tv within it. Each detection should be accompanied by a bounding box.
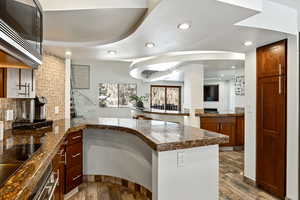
[204,85,219,101]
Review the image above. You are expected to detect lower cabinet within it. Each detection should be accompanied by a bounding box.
[65,130,83,194]
[52,130,83,199]
[200,116,244,147]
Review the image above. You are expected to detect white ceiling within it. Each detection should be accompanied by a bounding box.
[44,8,147,44]
[44,0,291,61]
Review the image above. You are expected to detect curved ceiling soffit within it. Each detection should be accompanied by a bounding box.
[129,51,245,80]
[43,1,163,47]
[44,8,148,47]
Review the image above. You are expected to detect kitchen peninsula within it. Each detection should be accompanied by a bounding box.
[0,118,228,200]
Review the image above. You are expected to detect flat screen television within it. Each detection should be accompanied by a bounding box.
[204,85,219,101]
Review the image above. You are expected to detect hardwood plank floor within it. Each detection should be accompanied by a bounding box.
[68,151,279,200]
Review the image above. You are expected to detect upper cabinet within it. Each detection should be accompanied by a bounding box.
[257,39,287,78]
[1,68,36,98]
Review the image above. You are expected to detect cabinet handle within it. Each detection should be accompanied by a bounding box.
[279,76,282,95]
[72,175,81,181]
[279,64,282,75]
[72,135,81,140]
[72,153,81,158]
[64,152,67,165]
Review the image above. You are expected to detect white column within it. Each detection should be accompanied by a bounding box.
[182,64,204,127]
[65,57,71,119]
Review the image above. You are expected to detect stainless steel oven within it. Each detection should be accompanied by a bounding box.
[31,164,59,200]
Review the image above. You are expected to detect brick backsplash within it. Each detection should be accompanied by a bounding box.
[36,52,65,121]
[0,51,65,130]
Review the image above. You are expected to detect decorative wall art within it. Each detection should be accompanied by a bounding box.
[235,75,245,96]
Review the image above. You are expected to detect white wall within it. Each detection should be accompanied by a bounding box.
[204,78,245,112]
[72,60,184,119]
[244,36,299,200]
[286,35,299,200]
[244,49,257,181]
[203,80,230,112]
[72,60,145,118]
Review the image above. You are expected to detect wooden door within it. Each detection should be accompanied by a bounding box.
[219,117,236,147]
[257,40,287,78]
[257,76,286,198]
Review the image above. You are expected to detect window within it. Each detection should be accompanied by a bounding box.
[99,83,137,107]
[150,85,181,111]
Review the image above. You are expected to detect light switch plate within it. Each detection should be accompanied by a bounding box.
[55,106,59,114]
[177,152,185,168]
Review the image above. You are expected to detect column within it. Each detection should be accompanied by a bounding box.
[182,64,204,127]
[65,57,71,119]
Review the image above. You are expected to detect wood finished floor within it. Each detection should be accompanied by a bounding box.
[68,151,279,200]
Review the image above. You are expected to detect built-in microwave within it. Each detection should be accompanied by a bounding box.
[0,0,43,68]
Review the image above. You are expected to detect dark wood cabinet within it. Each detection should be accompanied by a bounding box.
[0,68,6,98]
[65,130,83,194]
[236,116,245,146]
[256,40,287,198]
[200,116,242,147]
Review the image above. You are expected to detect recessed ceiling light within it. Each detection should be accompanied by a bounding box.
[107,50,117,55]
[177,22,191,30]
[231,66,236,69]
[244,41,253,46]
[145,42,155,48]
[65,51,72,56]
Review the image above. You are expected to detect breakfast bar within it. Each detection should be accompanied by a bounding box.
[0,118,228,200]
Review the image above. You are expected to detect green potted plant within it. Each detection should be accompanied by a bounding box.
[130,95,147,109]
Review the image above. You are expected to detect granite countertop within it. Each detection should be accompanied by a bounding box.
[132,107,190,116]
[195,112,244,117]
[0,118,228,200]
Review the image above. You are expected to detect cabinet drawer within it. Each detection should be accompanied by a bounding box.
[67,131,82,145]
[66,165,83,193]
[66,142,82,167]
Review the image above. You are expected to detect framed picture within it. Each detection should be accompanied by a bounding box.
[71,64,90,89]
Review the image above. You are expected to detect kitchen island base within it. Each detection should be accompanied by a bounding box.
[83,128,219,200]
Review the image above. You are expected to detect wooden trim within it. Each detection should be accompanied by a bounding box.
[0,50,32,69]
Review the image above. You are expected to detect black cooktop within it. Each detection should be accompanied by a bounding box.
[12,120,53,130]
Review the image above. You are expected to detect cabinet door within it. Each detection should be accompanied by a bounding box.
[219,117,236,147]
[256,76,286,198]
[6,68,20,98]
[236,116,245,146]
[0,68,6,97]
[200,117,220,133]
[257,40,286,78]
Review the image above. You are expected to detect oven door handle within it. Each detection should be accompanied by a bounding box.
[36,172,59,200]
[47,175,59,200]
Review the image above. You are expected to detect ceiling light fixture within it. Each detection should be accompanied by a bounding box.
[65,51,72,56]
[177,22,191,30]
[145,42,155,48]
[231,66,236,69]
[221,74,224,77]
[244,41,253,46]
[107,50,117,55]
